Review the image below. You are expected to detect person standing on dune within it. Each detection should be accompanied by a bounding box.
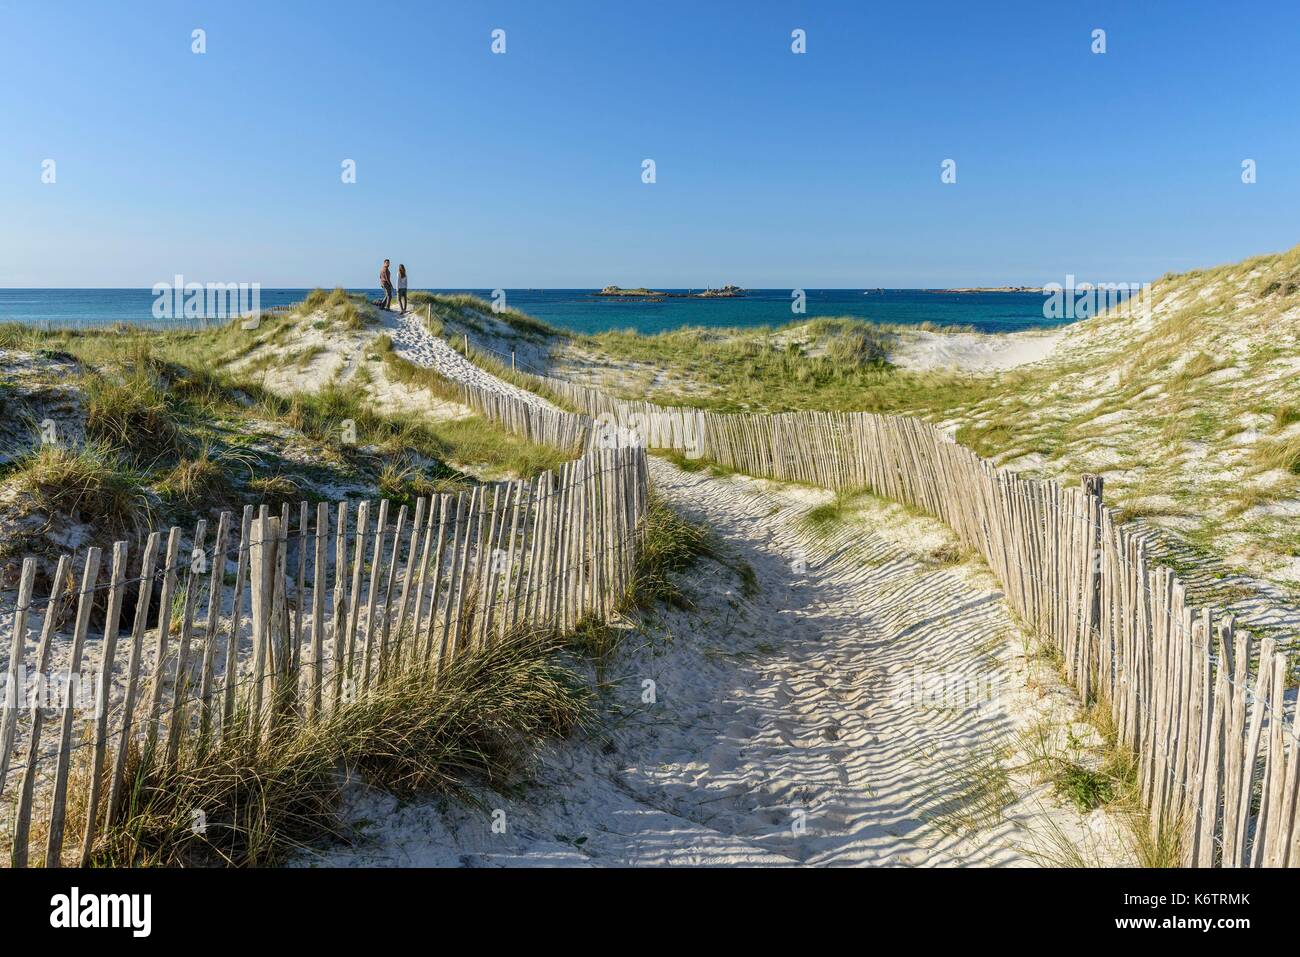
[379,259,393,310]
[397,264,408,313]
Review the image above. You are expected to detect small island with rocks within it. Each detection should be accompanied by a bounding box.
[595,285,667,300]
[593,283,747,300]
[693,284,746,298]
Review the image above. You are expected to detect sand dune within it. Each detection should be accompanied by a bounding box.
[888,328,1066,373]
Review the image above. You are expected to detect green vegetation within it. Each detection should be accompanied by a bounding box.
[89,486,716,867]
[627,494,717,612]
[567,494,720,674]
[83,366,184,464]
[0,292,575,567]
[408,290,556,340]
[1053,763,1116,811]
[93,632,590,866]
[1018,647,1184,867]
[14,443,154,541]
[246,473,302,505]
[582,319,992,415]
[1251,434,1300,475]
[797,487,883,538]
[155,447,237,504]
[297,287,376,331]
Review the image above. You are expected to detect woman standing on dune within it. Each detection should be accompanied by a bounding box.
[397,264,408,313]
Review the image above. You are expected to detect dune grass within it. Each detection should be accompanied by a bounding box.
[0,314,574,556]
[917,743,1015,836]
[798,487,879,538]
[376,458,447,506]
[297,287,377,331]
[542,493,717,676]
[1251,434,1300,475]
[155,447,237,504]
[13,443,154,540]
[83,366,185,465]
[92,632,590,867]
[1017,641,1185,867]
[626,494,717,612]
[582,318,991,415]
[409,290,557,340]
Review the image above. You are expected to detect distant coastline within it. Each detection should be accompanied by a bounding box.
[0,287,1068,337]
[929,286,1043,294]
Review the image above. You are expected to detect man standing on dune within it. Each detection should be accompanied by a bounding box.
[379,259,393,310]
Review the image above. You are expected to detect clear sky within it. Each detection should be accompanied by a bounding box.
[1,0,1297,288]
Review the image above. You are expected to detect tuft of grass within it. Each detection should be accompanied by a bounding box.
[83,368,184,464]
[657,449,708,472]
[1273,402,1300,429]
[1168,351,1225,389]
[918,744,1015,836]
[248,472,302,504]
[1052,763,1116,812]
[156,447,236,505]
[803,501,843,533]
[801,488,871,536]
[297,287,376,330]
[1020,701,1183,866]
[626,495,715,611]
[927,541,967,566]
[1250,434,1300,475]
[376,459,450,506]
[15,443,153,540]
[92,631,590,867]
[822,325,892,366]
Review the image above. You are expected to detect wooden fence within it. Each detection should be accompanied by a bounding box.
[452,381,590,452]
[0,432,648,866]
[523,372,1300,867]
[6,347,1295,868]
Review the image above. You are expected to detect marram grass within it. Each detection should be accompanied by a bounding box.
[91,631,591,867]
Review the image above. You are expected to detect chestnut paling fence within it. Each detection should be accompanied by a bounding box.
[0,380,647,865]
[5,350,1297,868]
[521,371,1300,868]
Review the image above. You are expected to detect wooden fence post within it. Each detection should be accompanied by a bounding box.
[1080,473,1104,700]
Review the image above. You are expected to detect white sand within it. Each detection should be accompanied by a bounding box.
[888,329,1066,374]
[387,312,558,413]
[295,460,1129,867]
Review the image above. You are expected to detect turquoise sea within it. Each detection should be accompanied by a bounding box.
[0,288,1067,336]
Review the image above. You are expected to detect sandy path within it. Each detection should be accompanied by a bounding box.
[388,312,560,412]
[297,459,1126,867]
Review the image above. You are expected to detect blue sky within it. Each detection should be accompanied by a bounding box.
[1,0,1297,288]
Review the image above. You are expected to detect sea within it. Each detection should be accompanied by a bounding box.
[0,288,1068,337]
